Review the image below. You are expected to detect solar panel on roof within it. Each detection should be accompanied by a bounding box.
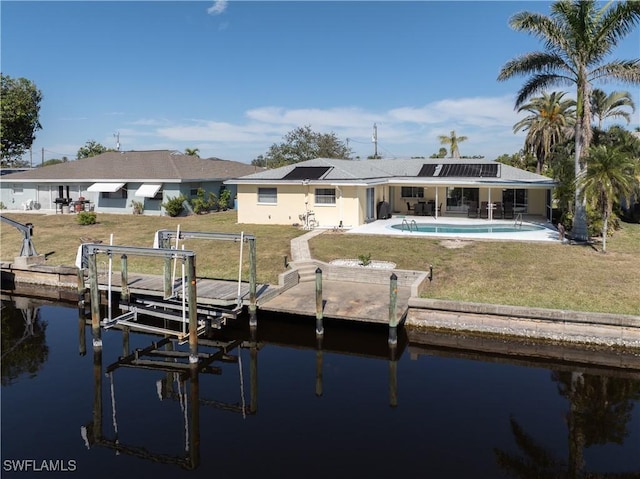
[418,163,498,177]
[283,166,332,180]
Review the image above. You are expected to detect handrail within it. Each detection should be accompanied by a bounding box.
[401,218,418,232]
[514,213,523,228]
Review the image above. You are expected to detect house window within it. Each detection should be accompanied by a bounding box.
[502,189,528,211]
[12,185,23,195]
[152,189,163,201]
[315,188,336,205]
[101,185,127,199]
[446,187,479,211]
[258,187,277,204]
[190,183,202,197]
[401,187,424,198]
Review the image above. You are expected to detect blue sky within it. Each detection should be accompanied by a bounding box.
[3,1,639,164]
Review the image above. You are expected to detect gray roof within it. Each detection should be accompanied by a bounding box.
[225,157,556,187]
[2,150,262,182]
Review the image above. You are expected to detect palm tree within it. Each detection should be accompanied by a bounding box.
[437,130,468,158]
[513,91,575,174]
[184,148,200,157]
[591,89,636,130]
[497,0,640,241]
[577,145,639,252]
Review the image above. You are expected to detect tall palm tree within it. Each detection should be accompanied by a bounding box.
[591,89,636,129]
[184,148,200,157]
[577,145,639,252]
[497,0,640,241]
[513,91,575,174]
[438,130,468,159]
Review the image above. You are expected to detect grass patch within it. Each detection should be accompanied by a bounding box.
[2,212,639,315]
[310,224,640,316]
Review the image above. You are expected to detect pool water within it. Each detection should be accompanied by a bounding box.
[391,222,545,234]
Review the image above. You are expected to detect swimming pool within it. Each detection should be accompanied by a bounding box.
[390,222,545,234]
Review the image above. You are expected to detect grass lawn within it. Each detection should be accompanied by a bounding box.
[1,211,639,315]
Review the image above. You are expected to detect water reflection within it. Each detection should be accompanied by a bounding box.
[1,297,49,385]
[1,296,639,478]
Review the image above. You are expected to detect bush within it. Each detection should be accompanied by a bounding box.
[77,211,97,225]
[162,195,187,217]
[218,188,231,211]
[357,253,371,266]
[190,188,217,214]
[131,200,144,214]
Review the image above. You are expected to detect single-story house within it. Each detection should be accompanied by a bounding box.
[0,150,262,215]
[225,157,557,228]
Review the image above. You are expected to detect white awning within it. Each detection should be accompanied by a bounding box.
[135,183,162,197]
[87,182,124,193]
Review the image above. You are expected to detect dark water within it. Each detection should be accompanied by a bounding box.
[2,296,639,479]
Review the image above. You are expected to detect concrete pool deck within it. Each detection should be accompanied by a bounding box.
[344,215,561,242]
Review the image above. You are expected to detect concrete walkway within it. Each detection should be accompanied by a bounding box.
[290,229,325,263]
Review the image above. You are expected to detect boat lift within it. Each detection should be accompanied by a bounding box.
[0,215,40,258]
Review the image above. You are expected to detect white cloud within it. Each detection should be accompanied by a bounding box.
[120,95,527,162]
[207,0,228,16]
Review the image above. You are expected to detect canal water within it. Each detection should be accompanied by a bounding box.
[2,296,639,478]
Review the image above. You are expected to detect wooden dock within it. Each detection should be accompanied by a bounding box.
[92,272,273,307]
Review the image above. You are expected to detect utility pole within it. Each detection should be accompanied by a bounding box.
[372,123,378,158]
[41,147,44,166]
[114,132,120,151]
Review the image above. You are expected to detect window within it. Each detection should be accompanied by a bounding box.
[446,187,479,211]
[401,187,424,198]
[258,187,277,204]
[12,185,23,195]
[101,185,127,199]
[315,188,336,205]
[190,184,202,197]
[502,189,528,211]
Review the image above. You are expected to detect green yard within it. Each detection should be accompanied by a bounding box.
[1,211,639,315]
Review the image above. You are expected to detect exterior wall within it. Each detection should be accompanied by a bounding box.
[527,188,548,216]
[237,184,365,227]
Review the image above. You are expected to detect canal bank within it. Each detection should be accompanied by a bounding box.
[2,228,639,350]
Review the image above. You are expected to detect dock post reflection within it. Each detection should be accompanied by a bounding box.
[316,336,323,397]
[78,309,86,356]
[389,344,398,407]
[250,325,258,413]
[189,365,200,470]
[248,238,257,323]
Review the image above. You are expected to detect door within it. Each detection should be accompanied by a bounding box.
[366,188,375,222]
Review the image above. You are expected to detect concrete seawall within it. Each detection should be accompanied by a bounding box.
[406,298,640,349]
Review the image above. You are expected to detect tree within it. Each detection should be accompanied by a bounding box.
[256,125,352,168]
[40,157,69,167]
[513,91,575,174]
[184,148,200,157]
[0,74,43,167]
[497,0,640,241]
[77,140,108,159]
[578,145,638,252]
[437,130,468,159]
[591,89,636,130]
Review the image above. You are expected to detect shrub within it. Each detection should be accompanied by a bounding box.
[131,200,144,215]
[218,188,231,211]
[162,195,187,217]
[0,202,5,210]
[190,188,217,214]
[77,211,97,225]
[357,253,371,266]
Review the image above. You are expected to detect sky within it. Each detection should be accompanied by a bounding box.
[3,1,639,165]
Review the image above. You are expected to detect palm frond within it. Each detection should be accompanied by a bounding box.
[589,60,640,84]
[498,51,572,81]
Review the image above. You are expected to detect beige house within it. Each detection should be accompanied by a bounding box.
[226,157,556,228]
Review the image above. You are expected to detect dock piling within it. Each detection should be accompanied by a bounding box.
[88,252,102,347]
[186,255,198,364]
[315,268,324,337]
[388,273,398,346]
[121,254,129,302]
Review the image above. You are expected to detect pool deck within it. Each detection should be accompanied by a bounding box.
[345,215,561,242]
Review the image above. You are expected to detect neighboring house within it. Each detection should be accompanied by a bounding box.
[225,157,556,228]
[0,150,261,215]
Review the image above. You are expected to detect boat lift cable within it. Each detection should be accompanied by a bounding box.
[171,225,181,297]
[108,371,119,444]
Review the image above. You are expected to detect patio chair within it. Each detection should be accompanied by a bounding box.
[480,201,489,219]
[467,201,478,218]
[503,203,514,219]
[406,201,414,213]
[494,202,503,219]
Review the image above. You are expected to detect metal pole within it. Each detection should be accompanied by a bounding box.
[315,268,323,337]
[120,254,129,302]
[186,255,198,364]
[88,252,101,347]
[388,273,398,346]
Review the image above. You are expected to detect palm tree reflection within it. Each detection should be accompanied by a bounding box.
[495,371,640,478]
